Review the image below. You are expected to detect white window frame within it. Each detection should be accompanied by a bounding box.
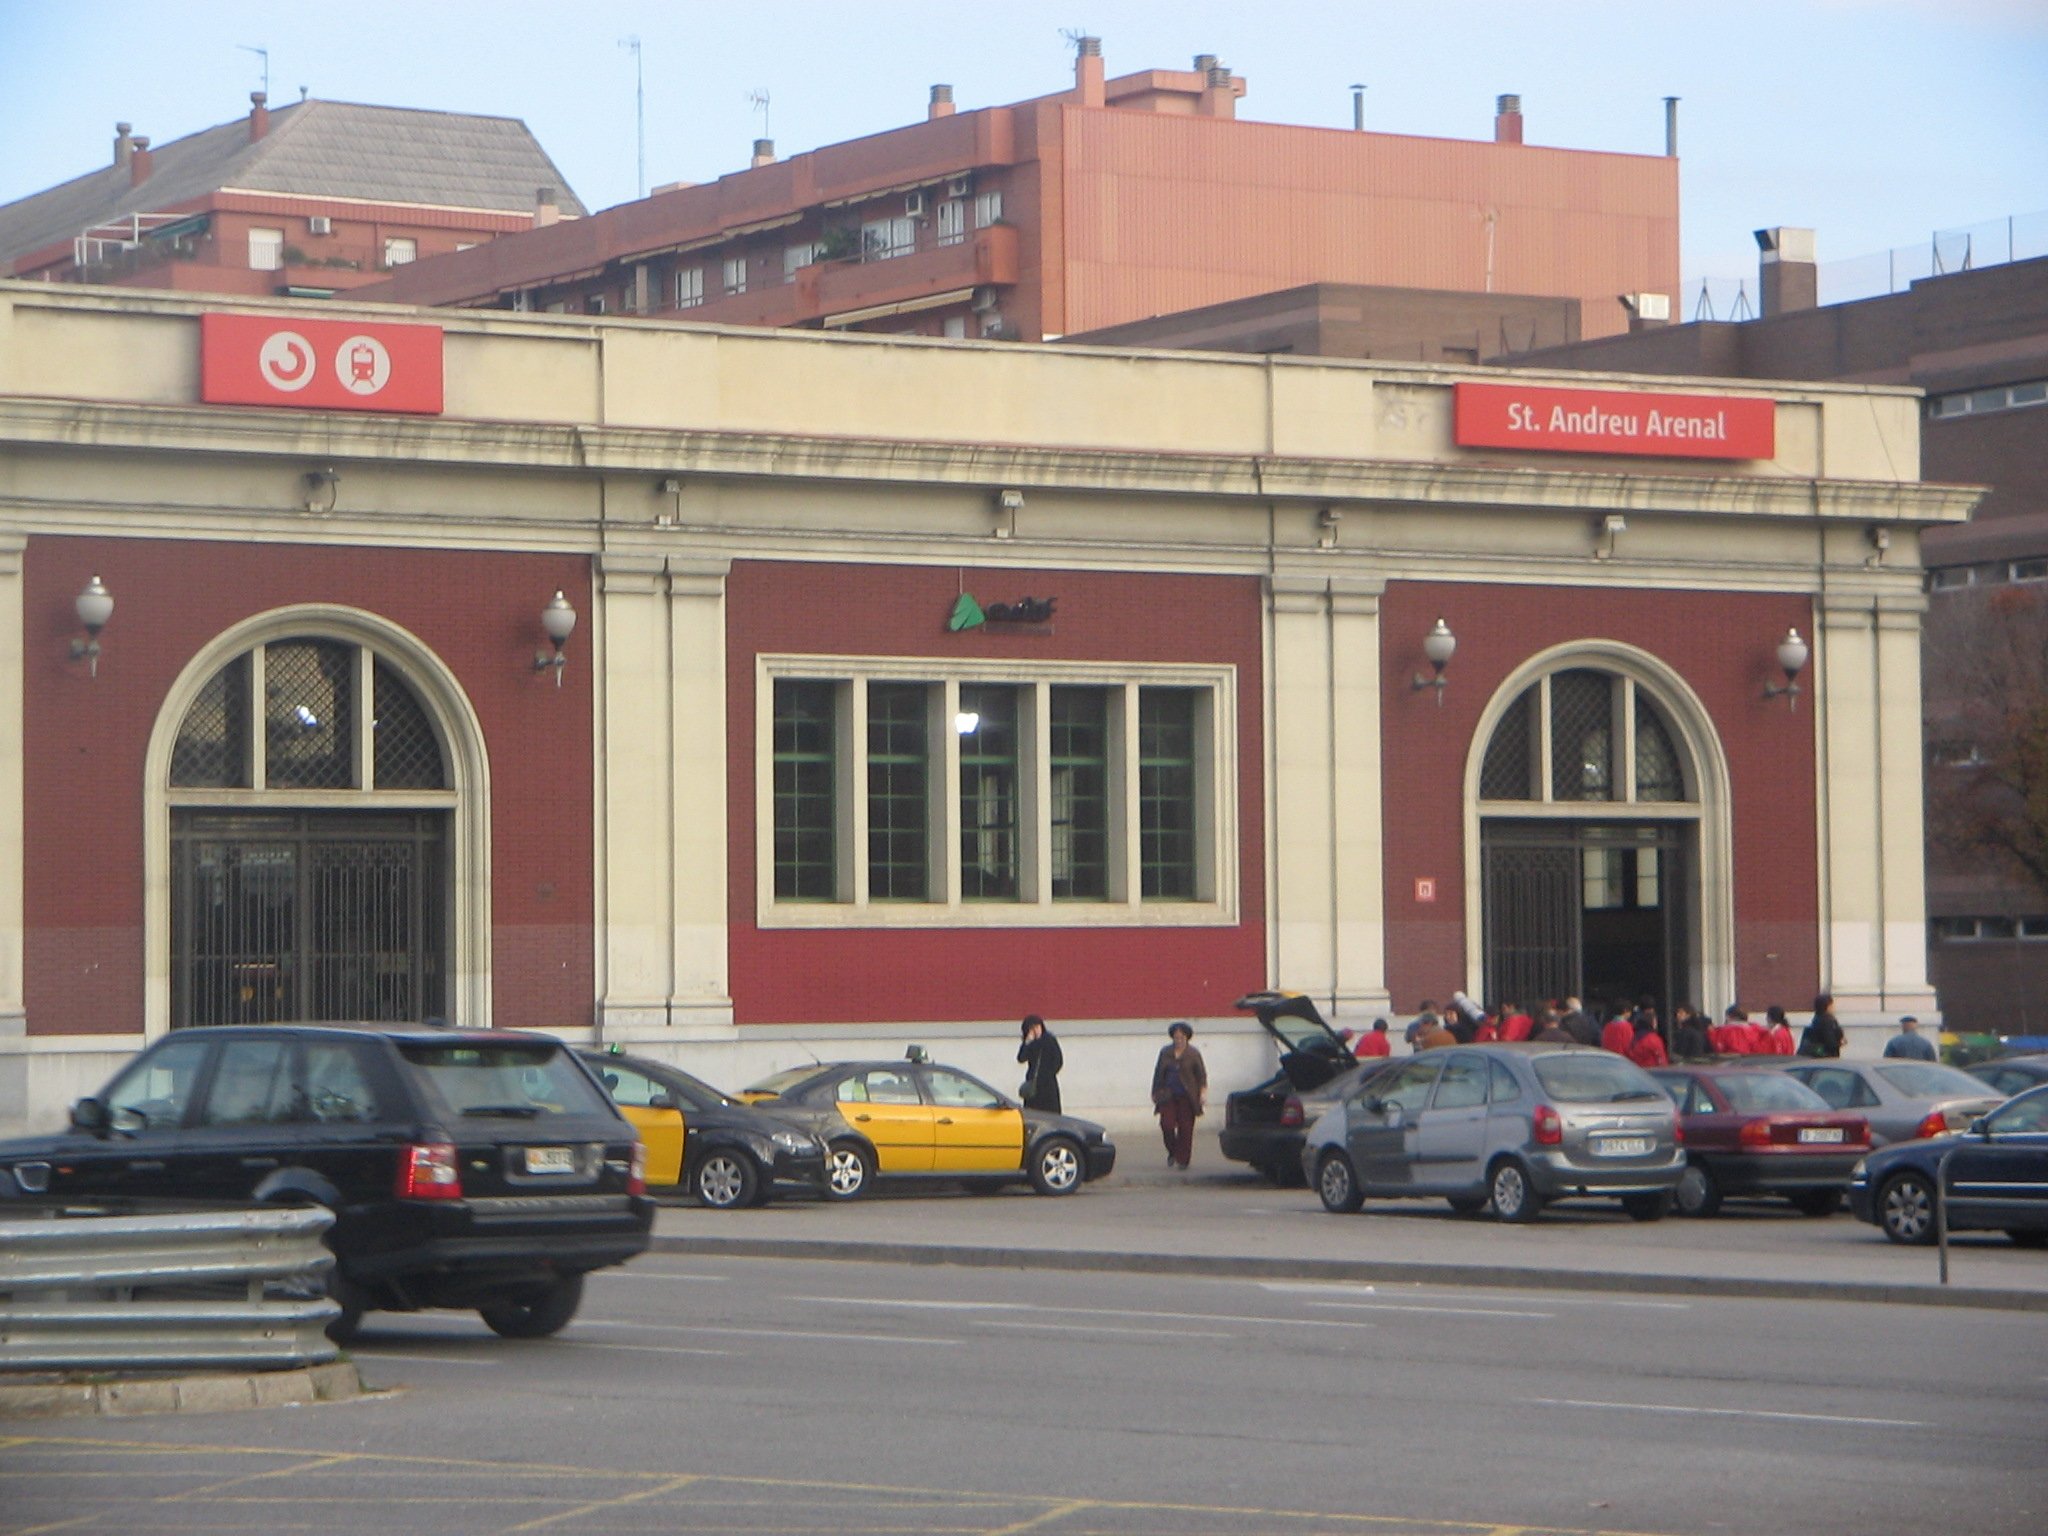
[674,267,704,308]
[383,236,417,267]
[248,227,284,271]
[755,654,1237,929]
[936,199,966,247]
[783,242,819,280]
[861,217,916,262]
[973,191,1004,228]
[722,255,748,296]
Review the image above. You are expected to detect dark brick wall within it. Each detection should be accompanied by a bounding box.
[22,535,594,1036]
[724,559,1266,1026]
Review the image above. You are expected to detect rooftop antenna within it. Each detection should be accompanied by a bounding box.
[619,36,645,198]
[746,89,771,140]
[237,44,270,98]
[1059,27,1092,54]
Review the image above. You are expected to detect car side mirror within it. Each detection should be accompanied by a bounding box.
[1380,1101,1405,1127]
[1357,1094,1383,1115]
[68,1097,108,1135]
[1967,1116,1989,1138]
[648,1092,678,1111]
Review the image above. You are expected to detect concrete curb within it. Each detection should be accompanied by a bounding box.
[0,1360,366,1420]
[648,1234,2048,1313]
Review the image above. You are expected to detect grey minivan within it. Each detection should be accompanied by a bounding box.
[1299,1043,1684,1222]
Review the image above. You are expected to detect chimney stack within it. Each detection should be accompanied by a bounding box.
[1755,227,1818,317]
[1663,96,1679,158]
[751,138,775,168]
[1193,54,1217,74]
[928,84,954,120]
[535,185,559,227]
[1200,64,1237,119]
[1494,94,1523,144]
[249,90,270,142]
[113,122,133,168]
[129,136,153,186]
[1074,35,1104,108]
[1351,84,1366,131]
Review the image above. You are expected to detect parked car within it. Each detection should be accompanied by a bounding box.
[1849,1083,2048,1246]
[738,1050,1115,1198]
[1964,1054,2048,1100]
[1649,1065,1868,1216]
[1300,1043,1683,1223]
[1220,991,1371,1183]
[0,1024,654,1342]
[578,1048,829,1208]
[1776,1059,2002,1146]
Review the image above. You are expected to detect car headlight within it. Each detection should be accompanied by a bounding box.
[770,1130,814,1155]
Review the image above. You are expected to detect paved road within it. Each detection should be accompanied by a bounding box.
[5,1253,2043,1535]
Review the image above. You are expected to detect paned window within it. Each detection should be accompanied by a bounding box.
[772,681,837,900]
[973,191,1004,228]
[383,237,417,267]
[1479,668,1694,809]
[936,200,966,247]
[862,217,916,261]
[867,683,929,900]
[248,228,284,271]
[674,267,703,308]
[783,243,819,280]
[959,685,1019,899]
[1050,688,1109,899]
[723,255,747,296]
[1138,688,1198,899]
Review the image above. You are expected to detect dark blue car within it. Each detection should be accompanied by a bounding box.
[1848,1083,2048,1247]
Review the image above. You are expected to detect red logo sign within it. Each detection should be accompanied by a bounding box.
[1454,382,1774,460]
[200,313,444,414]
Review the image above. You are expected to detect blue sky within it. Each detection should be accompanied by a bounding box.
[2,0,2043,299]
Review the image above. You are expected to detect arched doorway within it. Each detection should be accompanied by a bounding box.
[1464,649,1731,1014]
[143,610,492,1033]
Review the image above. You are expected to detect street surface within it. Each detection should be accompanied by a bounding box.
[4,1251,2042,1535]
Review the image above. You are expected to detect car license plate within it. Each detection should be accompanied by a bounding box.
[524,1146,575,1175]
[1595,1135,1654,1157]
[1799,1127,1844,1144]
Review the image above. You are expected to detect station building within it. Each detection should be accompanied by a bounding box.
[0,282,1971,1131]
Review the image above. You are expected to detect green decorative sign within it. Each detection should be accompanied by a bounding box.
[948,593,986,632]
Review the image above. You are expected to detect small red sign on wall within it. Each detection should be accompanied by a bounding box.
[1454,382,1774,460]
[200,313,444,414]
[1414,878,1437,904]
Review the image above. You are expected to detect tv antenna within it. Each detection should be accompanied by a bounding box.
[237,44,270,97]
[619,36,645,198]
[1059,27,1091,54]
[747,89,771,139]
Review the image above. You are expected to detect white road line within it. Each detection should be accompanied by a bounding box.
[593,1271,729,1282]
[980,1320,1235,1339]
[1257,1281,1689,1311]
[553,1340,733,1358]
[576,1319,960,1347]
[1304,1300,1554,1319]
[787,1296,1031,1311]
[350,1352,501,1366]
[1530,1397,1927,1428]
[789,1298,1374,1332]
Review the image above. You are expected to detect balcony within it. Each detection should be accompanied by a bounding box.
[659,224,1019,330]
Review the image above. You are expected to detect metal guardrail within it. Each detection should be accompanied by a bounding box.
[0,1206,340,1372]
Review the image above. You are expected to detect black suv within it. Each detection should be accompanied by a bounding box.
[0,1025,654,1342]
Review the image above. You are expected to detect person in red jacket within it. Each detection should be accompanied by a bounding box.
[1473,1005,1502,1044]
[1628,1013,1669,1068]
[1762,1004,1796,1055]
[1600,1005,1636,1055]
[1501,1006,1534,1042]
[1714,1006,1758,1055]
[1354,1018,1392,1058]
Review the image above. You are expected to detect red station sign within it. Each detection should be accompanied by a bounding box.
[199,313,444,414]
[1453,381,1775,461]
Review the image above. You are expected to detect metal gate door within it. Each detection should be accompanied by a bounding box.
[171,811,447,1027]
[1482,841,1580,1005]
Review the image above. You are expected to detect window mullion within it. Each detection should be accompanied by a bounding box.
[1023,684,1048,905]
[355,648,375,791]
[250,646,269,790]
[1119,682,1143,904]
[1105,687,1130,904]
[1536,675,1552,804]
[1620,677,1638,805]
[845,680,868,906]
[940,680,963,908]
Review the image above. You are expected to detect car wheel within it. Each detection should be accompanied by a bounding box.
[1447,1194,1489,1216]
[1791,1188,1842,1217]
[1489,1159,1543,1223]
[478,1274,584,1339]
[1621,1191,1670,1222]
[691,1149,761,1211]
[1029,1136,1084,1196]
[1674,1164,1722,1217]
[1316,1150,1365,1214]
[1878,1171,1937,1245]
[2006,1228,2048,1249]
[823,1140,874,1201]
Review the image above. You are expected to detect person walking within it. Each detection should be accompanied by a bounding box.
[1354,1019,1393,1059]
[1016,1014,1064,1113]
[1415,1013,1459,1050]
[1799,993,1845,1058]
[1882,1015,1937,1061]
[1405,1002,1440,1052]
[1152,1022,1208,1170]
[1762,1005,1796,1056]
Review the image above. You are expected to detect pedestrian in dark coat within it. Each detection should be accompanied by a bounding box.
[1152,1022,1208,1170]
[1017,1014,1064,1113]
[1799,993,1845,1058]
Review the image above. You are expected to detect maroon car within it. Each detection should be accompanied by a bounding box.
[1651,1065,1869,1217]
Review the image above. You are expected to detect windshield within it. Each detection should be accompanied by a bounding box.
[1533,1053,1663,1103]
[401,1043,613,1120]
[745,1066,824,1098]
[1718,1073,1830,1114]
[1875,1063,1990,1098]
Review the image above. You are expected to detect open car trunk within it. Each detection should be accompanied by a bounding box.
[1236,991,1355,1093]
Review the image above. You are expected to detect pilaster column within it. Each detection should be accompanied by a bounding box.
[1874,595,1935,1010]
[666,559,732,1027]
[0,537,22,1036]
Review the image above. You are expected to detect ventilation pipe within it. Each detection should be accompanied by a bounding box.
[112,122,134,168]
[751,138,775,168]
[1351,84,1366,131]
[249,90,270,142]
[928,84,954,120]
[1756,227,1818,316]
[129,136,153,186]
[535,185,560,227]
[1663,96,1679,157]
[1494,94,1523,144]
[1074,36,1104,107]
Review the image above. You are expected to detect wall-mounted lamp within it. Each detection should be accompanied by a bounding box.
[1411,616,1457,705]
[656,476,683,527]
[1594,512,1627,560]
[302,466,340,513]
[1763,626,1810,710]
[994,488,1024,540]
[70,575,114,677]
[954,710,982,736]
[1317,505,1342,551]
[534,590,577,686]
[1867,525,1891,567]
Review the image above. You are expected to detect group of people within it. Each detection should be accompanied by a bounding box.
[1016,1012,1213,1172]
[1346,990,1853,1066]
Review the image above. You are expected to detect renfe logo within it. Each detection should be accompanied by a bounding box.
[1453,382,1774,460]
[200,314,443,414]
